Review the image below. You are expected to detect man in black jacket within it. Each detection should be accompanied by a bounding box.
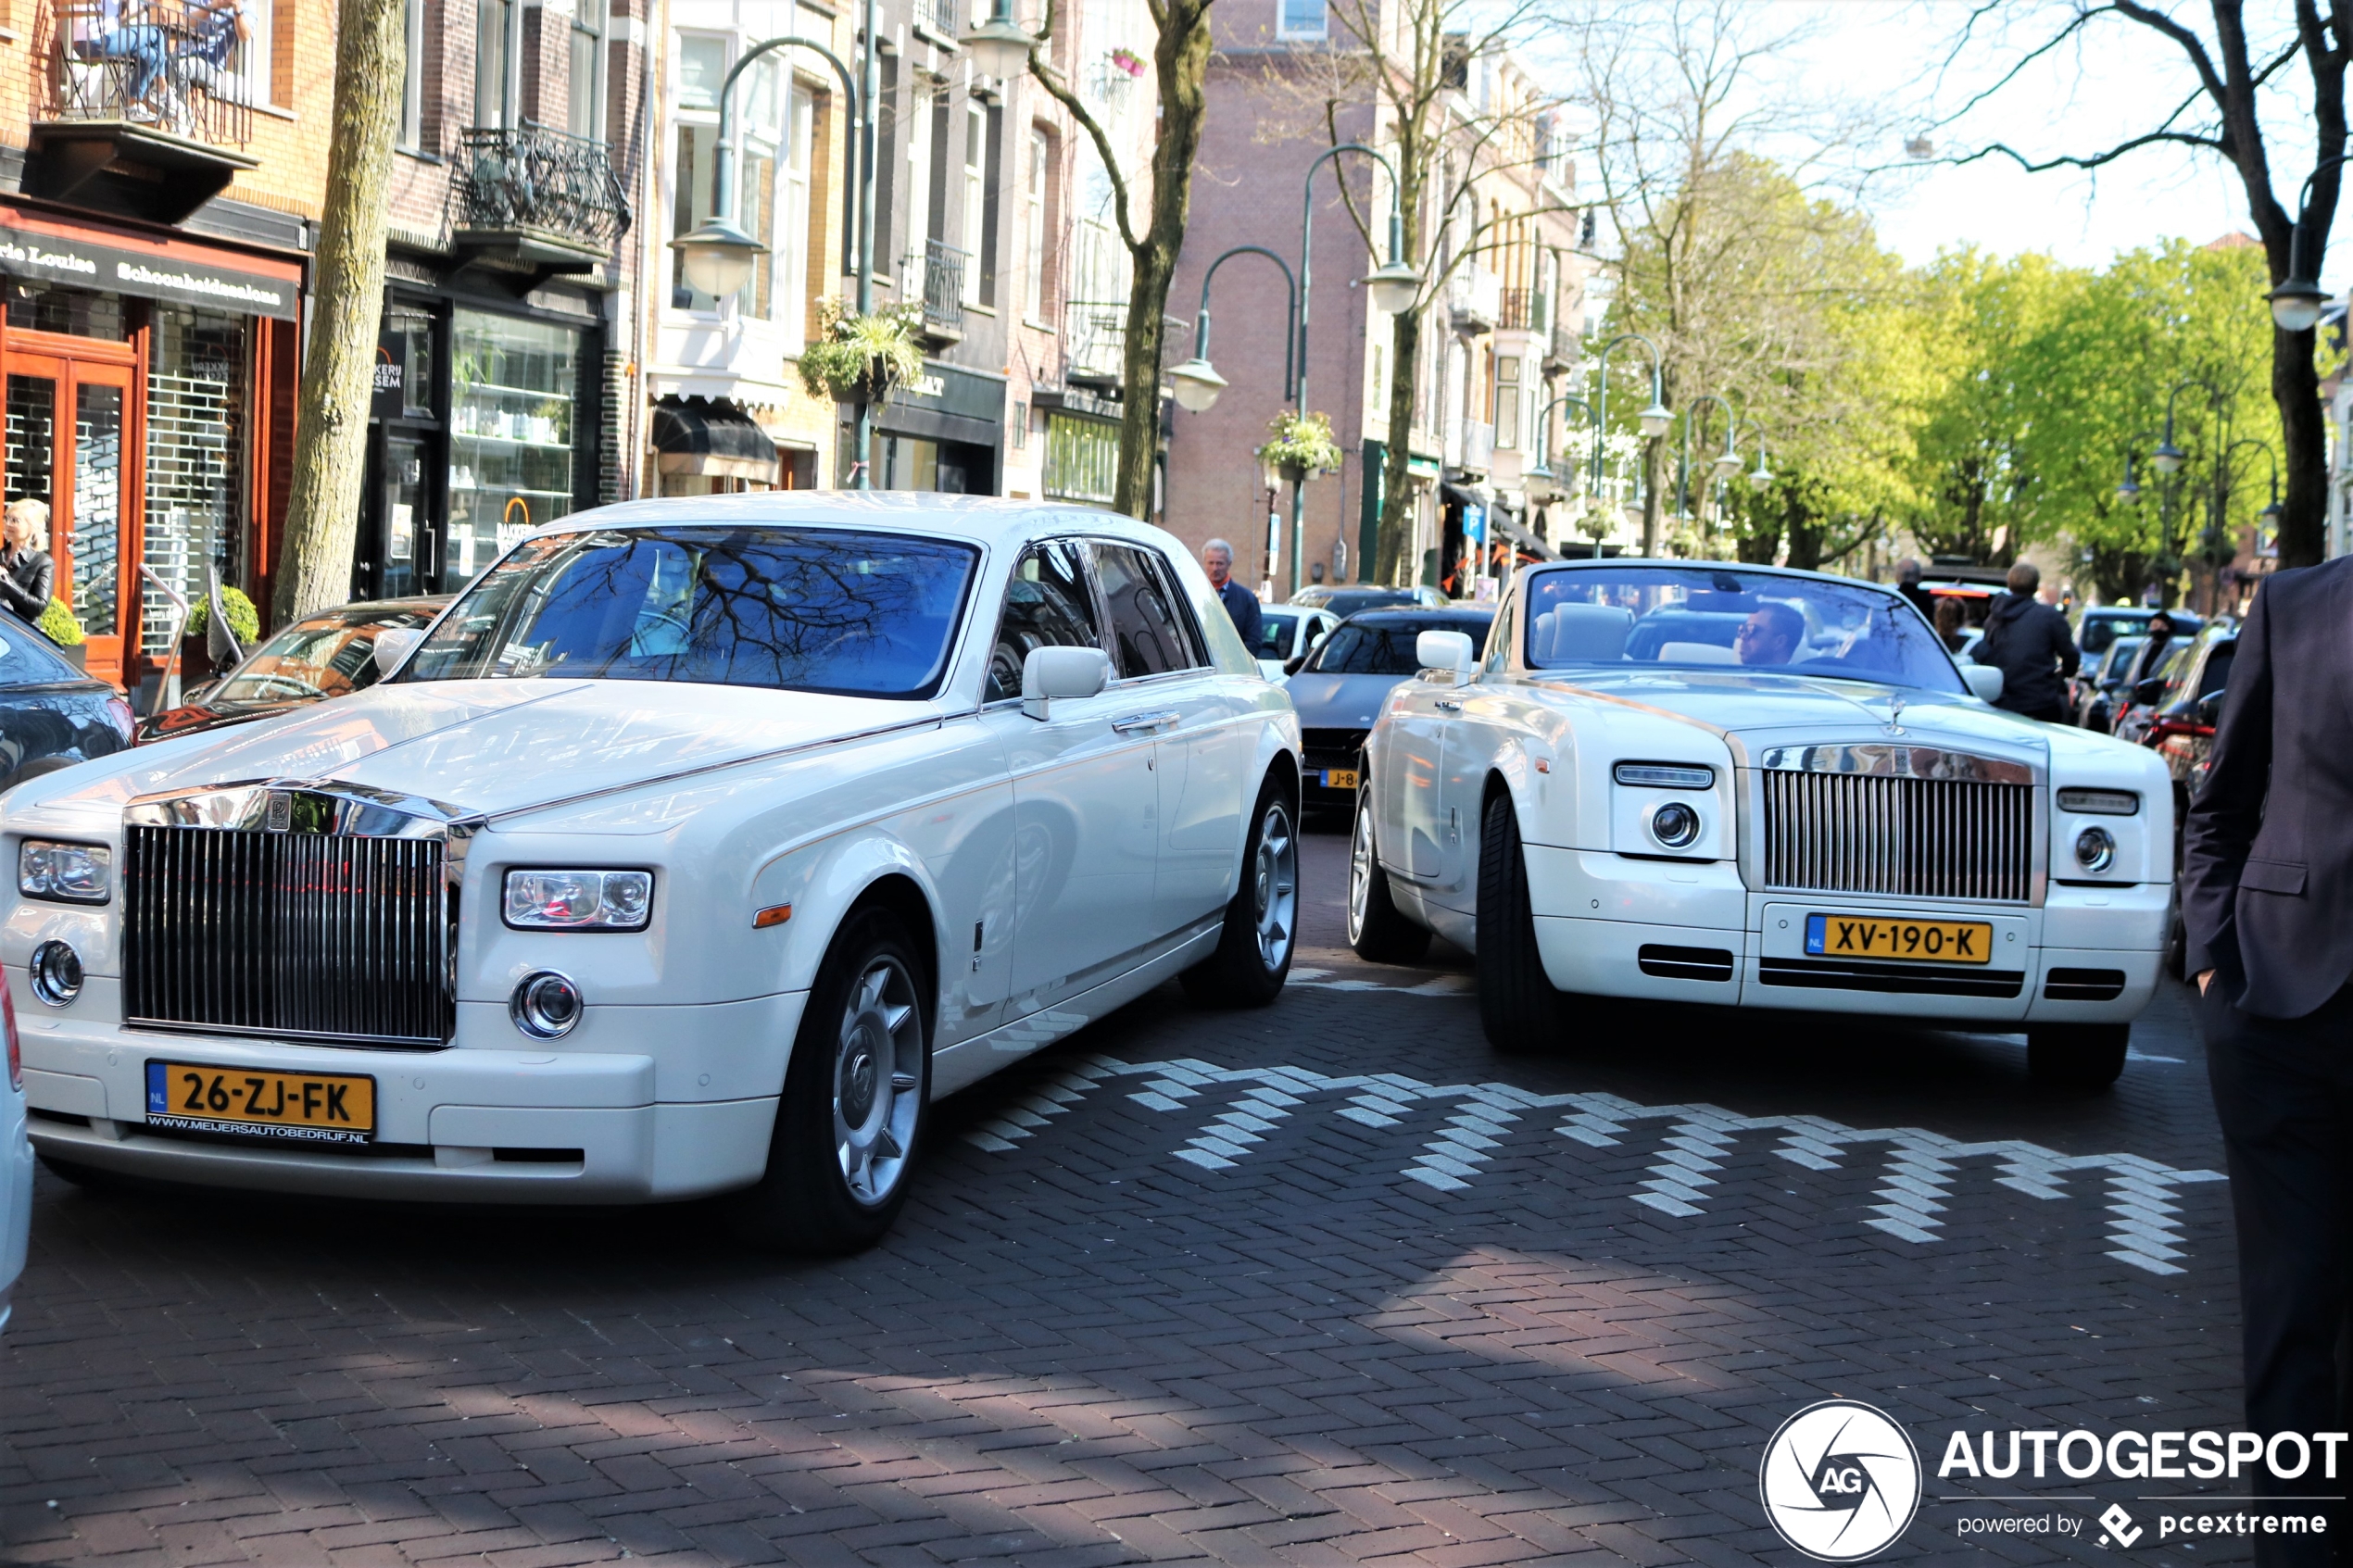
[1973,561,2078,722]
[0,498,54,629]
[2183,558,2353,1566]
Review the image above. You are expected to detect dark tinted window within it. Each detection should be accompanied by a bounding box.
[987,540,1100,702]
[1256,610,1301,659]
[403,527,977,697]
[0,619,73,684]
[2194,645,2234,700]
[1307,618,1490,675]
[1091,542,1200,678]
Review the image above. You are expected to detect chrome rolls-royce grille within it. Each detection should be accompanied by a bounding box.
[123,824,454,1048]
[1759,744,2035,903]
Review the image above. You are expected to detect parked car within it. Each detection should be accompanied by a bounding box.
[2,496,1301,1251]
[0,971,26,1336]
[2108,638,2194,746]
[1252,604,1340,683]
[1348,559,2171,1089]
[2077,605,2201,661]
[1286,607,1492,814]
[1284,584,1449,618]
[2070,635,2145,733]
[2133,622,2236,805]
[0,608,132,796]
[137,596,453,743]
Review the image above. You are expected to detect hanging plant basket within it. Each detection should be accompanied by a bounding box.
[1255,409,1342,483]
[798,300,926,410]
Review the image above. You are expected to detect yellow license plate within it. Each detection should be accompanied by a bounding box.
[1323,768,1360,790]
[145,1061,376,1145]
[1806,913,1994,966]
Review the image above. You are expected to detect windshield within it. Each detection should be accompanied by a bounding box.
[1523,566,1964,693]
[400,526,979,697]
[211,606,439,704]
[1306,618,1491,676]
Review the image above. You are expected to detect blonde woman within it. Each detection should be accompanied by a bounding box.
[0,498,53,627]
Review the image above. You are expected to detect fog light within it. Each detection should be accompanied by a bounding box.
[28,940,81,1008]
[1650,800,1702,849]
[510,970,583,1039]
[2074,826,2117,873]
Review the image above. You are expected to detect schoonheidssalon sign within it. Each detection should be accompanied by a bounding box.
[0,221,296,320]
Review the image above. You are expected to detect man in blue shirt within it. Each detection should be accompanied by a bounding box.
[1202,538,1261,653]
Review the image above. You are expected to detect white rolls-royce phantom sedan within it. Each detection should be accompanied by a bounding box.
[1,495,1301,1250]
[1348,559,2172,1089]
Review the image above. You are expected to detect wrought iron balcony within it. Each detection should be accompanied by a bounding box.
[26,0,259,222]
[904,239,967,339]
[456,124,633,278]
[1544,324,1579,373]
[1065,299,1127,386]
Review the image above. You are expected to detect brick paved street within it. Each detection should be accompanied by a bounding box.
[0,823,2249,1566]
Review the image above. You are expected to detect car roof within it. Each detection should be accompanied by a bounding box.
[525,490,1158,555]
[1525,557,1911,604]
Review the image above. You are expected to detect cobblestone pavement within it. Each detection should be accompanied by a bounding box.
[0,823,2250,1566]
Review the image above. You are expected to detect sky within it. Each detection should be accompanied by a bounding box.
[1768,2,2341,290]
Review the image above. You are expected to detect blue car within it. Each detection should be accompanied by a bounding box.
[1286,606,1492,811]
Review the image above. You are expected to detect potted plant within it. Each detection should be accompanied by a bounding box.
[181,585,260,682]
[798,300,926,409]
[1255,409,1342,485]
[35,597,85,671]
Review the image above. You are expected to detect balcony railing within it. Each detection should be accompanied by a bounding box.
[1459,420,1495,475]
[1545,324,1579,372]
[904,239,967,333]
[37,0,254,145]
[457,125,633,252]
[1065,299,1127,385]
[1448,266,1500,333]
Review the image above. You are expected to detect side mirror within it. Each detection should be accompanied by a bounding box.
[2132,675,2166,706]
[1022,645,1111,720]
[1416,630,1476,683]
[2196,688,2226,727]
[372,627,423,677]
[1963,664,2005,704]
[1282,653,1309,677]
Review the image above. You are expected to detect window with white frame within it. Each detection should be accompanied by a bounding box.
[1494,355,1520,449]
[963,101,987,304]
[397,0,425,146]
[569,0,607,142]
[1277,0,1327,38]
[476,0,512,127]
[1026,125,1051,321]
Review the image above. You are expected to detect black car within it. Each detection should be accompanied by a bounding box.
[0,609,133,793]
[2070,634,2145,733]
[1284,607,1493,813]
[137,596,451,743]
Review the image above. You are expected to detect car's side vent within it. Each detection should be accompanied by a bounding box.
[2044,968,2128,1002]
[1638,945,1736,983]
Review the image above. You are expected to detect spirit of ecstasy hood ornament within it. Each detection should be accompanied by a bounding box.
[1882,693,1907,734]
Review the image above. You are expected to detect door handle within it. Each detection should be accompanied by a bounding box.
[1435,698,1464,712]
[1111,710,1179,734]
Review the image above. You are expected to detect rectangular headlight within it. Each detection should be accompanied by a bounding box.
[18,840,111,905]
[2057,787,2140,816]
[503,869,653,931]
[1614,762,1715,790]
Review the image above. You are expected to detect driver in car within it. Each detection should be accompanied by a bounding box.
[1733,602,1806,666]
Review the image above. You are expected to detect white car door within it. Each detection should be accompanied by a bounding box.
[1088,539,1251,935]
[1373,632,1456,884]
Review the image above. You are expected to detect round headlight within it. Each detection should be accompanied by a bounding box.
[2074,826,2117,873]
[29,940,81,1008]
[510,970,583,1039]
[1650,800,1702,849]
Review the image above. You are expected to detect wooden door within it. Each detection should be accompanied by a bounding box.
[5,351,139,686]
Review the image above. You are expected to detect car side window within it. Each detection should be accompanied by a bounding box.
[1483,595,1516,675]
[986,541,1101,703]
[0,624,72,685]
[1090,541,1201,678]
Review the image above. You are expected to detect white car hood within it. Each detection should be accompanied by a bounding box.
[17,679,942,822]
[1531,669,2048,754]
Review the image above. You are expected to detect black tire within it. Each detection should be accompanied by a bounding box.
[1346,785,1429,964]
[1475,791,1569,1054]
[725,908,931,1254]
[1180,772,1299,1008]
[2027,1023,2129,1090]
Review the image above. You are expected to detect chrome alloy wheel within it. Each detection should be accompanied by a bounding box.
[1347,802,1375,944]
[832,957,922,1207]
[1252,799,1299,971]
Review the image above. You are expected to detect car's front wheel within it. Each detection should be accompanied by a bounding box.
[1476,791,1568,1053]
[1347,785,1429,963]
[1181,774,1299,1008]
[727,908,930,1253]
[2027,1023,2128,1090]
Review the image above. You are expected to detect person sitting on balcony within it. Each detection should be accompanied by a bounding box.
[75,0,171,116]
[170,0,250,100]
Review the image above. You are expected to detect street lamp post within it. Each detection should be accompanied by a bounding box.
[1592,333,1670,556]
[2266,153,2347,332]
[1168,144,1418,598]
[669,31,871,485]
[1524,391,1595,551]
[2206,436,2282,611]
[1170,245,1298,593]
[1674,394,1740,540]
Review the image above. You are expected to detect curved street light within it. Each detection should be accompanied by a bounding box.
[2267,154,2347,332]
[1170,245,1297,415]
[1674,393,1738,523]
[958,0,1039,79]
[1592,332,1668,552]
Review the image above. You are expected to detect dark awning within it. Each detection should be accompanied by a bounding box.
[651,397,777,482]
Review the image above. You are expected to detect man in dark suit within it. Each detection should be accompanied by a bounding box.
[2182,557,2353,1565]
[1201,538,1261,653]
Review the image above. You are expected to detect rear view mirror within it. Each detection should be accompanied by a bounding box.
[1023,645,1111,719]
[1416,630,1476,683]
[2196,688,2226,728]
[2133,675,2166,706]
[372,627,423,677]
[1963,664,2004,704]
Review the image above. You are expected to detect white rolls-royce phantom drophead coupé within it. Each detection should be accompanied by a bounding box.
[2,495,1302,1250]
[1349,559,2172,1090]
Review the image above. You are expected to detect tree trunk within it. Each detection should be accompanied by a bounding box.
[1374,305,1421,584]
[272,0,406,624]
[1111,0,1214,521]
[2272,321,2328,567]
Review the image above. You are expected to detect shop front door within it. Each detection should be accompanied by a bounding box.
[5,351,140,685]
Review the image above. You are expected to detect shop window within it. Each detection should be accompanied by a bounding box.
[449,309,578,586]
[71,384,121,641]
[6,378,55,519]
[1044,413,1115,505]
[6,285,124,342]
[142,307,248,658]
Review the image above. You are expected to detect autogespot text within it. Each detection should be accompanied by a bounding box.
[1939,1428,2350,1481]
